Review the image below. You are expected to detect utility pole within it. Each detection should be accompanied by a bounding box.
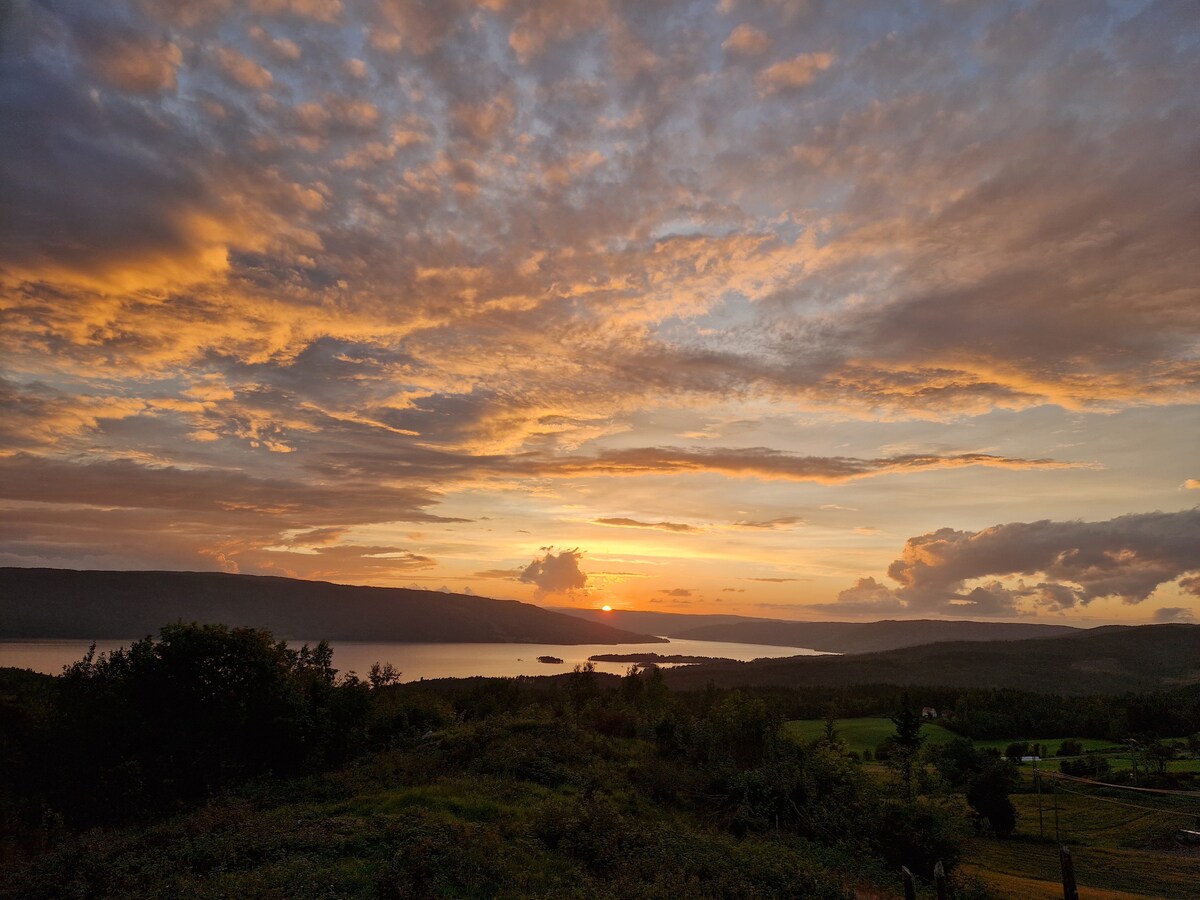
[1060,846,1080,900]
[1053,777,1061,843]
[1035,760,1045,839]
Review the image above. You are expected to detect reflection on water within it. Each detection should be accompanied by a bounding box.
[0,637,829,680]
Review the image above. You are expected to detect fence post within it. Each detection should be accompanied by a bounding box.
[902,866,917,900]
[1060,845,1079,900]
[934,859,947,900]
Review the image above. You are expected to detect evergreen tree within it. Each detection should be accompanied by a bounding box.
[889,694,925,798]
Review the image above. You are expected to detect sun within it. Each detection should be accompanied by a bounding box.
[601,604,613,612]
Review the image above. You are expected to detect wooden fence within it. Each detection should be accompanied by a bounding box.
[902,847,1078,899]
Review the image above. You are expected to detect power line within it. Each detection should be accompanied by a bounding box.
[1043,770,1200,799]
[1051,783,1199,819]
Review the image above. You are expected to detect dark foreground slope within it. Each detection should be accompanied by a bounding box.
[664,624,1200,694]
[0,568,665,644]
[553,607,1077,653]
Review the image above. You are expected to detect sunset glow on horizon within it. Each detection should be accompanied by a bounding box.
[1,1,1197,624]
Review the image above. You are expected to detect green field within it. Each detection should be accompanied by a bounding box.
[781,716,1103,757]
[964,788,1200,899]
[783,716,960,754]
[784,718,1200,897]
[785,718,1199,765]
[971,736,1122,756]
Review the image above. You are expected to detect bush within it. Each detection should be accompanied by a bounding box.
[34,624,369,825]
[1004,742,1030,760]
[1060,756,1110,778]
[871,795,968,879]
[966,762,1018,837]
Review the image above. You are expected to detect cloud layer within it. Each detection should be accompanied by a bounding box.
[0,0,1196,613]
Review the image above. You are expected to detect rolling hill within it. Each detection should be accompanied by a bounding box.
[552,607,1077,654]
[663,624,1200,694]
[0,568,666,645]
[669,618,1079,653]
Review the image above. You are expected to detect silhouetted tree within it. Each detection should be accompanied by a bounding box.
[889,694,925,798]
[822,704,840,746]
[50,623,361,824]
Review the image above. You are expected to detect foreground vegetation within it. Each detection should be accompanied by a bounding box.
[0,624,980,898]
[2,623,1199,897]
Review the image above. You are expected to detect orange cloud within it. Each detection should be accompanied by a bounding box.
[757,52,834,93]
[213,46,274,89]
[723,24,771,56]
[83,33,183,94]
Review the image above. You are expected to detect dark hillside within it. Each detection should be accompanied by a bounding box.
[554,608,1078,653]
[664,624,1200,694]
[0,568,665,645]
[669,618,1078,653]
[549,608,763,635]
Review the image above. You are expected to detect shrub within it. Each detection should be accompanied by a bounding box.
[1004,742,1029,760]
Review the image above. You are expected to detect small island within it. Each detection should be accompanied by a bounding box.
[588,652,737,665]
[536,655,564,664]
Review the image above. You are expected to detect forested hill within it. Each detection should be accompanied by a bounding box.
[669,618,1078,653]
[0,568,666,645]
[548,608,763,635]
[553,607,1077,653]
[664,624,1200,694]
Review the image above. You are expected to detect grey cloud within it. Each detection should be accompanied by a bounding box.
[823,509,1200,618]
[1153,607,1197,624]
[0,452,459,578]
[594,517,700,533]
[887,509,1200,611]
[318,443,1081,485]
[517,547,587,597]
[473,568,521,579]
[808,576,905,616]
[521,447,1082,482]
[0,453,455,525]
[818,506,1200,618]
[0,5,223,285]
[733,515,804,529]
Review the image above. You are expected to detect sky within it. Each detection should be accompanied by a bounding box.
[1,0,1198,625]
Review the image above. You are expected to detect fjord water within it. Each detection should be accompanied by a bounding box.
[0,637,828,680]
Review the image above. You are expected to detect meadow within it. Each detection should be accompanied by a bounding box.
[785,717,1198,770]
[784,716,1200,898]
[963,788,1200,899]
[784,716,959,755]
[783,717,1122,758]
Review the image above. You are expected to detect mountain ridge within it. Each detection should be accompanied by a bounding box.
[0,568,665,645]
[551,607,1078,654]
[662,623,1200,694]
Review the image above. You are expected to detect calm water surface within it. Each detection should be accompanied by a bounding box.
[0,637,828,680]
